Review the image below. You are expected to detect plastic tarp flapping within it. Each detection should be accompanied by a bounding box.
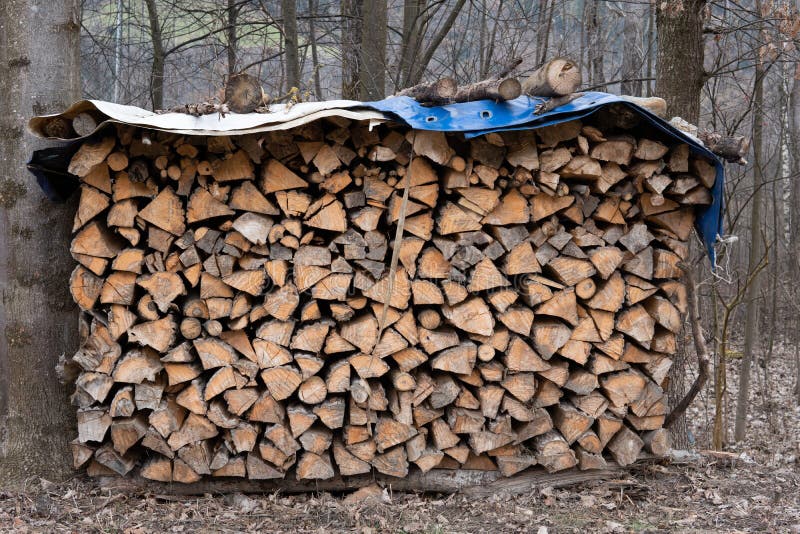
[28,91,723,262]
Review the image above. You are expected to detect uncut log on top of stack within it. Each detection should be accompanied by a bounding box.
[65,111,708,484]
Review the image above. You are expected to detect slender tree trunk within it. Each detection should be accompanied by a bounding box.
[144,0,165,110]
[227,0,238,76]
[360,0,387,100]
[646,3,655,96]
[620,3,644,96]
[341,0,363,98]
[0,0,80,487]
[308,0,323,99]
[282,0,300,91]
[790,66,800,401]
[586,1,605,89]
[407,0,466,85]
[734,53,766,444]
[481,0,501,80]
[536,0,554,65]
[655,0,706,122]
[398,0,424,89]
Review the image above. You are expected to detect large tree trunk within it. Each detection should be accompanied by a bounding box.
[282,0,300,92]
[360,0,387,100]
[144,0,165,110]
[0,0,81,487]
[655,0,706,122]
[655,0,707,449]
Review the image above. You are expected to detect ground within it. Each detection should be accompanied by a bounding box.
[1,347,798,533]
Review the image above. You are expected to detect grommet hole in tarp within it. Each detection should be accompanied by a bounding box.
[425,116,437,122]
[480,110,492,119]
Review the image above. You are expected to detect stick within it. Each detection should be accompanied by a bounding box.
[664,267,710,428]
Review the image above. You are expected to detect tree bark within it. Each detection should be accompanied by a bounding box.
[655,0,706,122]
[144,0,165,110]
[0,0,80,487]
[282,0,300,91]
[360,0,387,100]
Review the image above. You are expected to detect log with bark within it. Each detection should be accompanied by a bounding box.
[62,107,712,485]
[397,59,523,106]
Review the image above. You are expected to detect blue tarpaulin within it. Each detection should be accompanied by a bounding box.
[363,92,724,263]
[29,91,723,263]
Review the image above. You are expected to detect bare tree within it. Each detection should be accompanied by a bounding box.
[283,0,300,91]
[227,0,240,75]
[734,33,767,443]
[791,65,800,401]
[144,0,166,110]
[341,0,363,98]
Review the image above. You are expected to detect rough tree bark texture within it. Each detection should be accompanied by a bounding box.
[655,0,706,123]
[360,0,387,100]
[282,0,300,91]
[655,0,707,449]
[0,0,81,487]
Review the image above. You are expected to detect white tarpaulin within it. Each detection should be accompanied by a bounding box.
[29,99,390,139]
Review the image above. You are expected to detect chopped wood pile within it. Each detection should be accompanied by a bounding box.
[64,109,712,484]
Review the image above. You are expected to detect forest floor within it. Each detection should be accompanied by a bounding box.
[1,346,798,533]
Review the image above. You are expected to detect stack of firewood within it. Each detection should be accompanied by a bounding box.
[64,110,712,483]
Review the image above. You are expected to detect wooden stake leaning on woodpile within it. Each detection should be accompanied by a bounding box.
[62,99,715,485]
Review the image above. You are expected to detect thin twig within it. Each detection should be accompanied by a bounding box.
[665,266,711,429]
